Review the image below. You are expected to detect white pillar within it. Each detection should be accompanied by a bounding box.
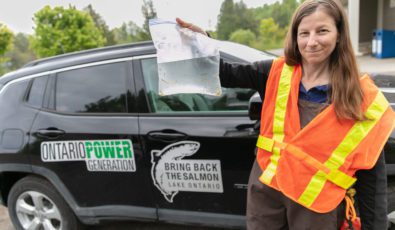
[348,0,361,55]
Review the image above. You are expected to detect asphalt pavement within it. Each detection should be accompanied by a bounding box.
[0,206,227,230]
[357,55,395,76]
[0,207,13,230]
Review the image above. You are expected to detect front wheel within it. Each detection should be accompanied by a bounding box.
[388,180,395,229]
[8,176,83,230]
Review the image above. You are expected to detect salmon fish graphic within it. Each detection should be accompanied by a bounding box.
[151,141,200,203]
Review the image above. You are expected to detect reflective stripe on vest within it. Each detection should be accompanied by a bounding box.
[259,63,294,184]
[297,91,389,207]
[256,59,393,211]
[256,135,356,190]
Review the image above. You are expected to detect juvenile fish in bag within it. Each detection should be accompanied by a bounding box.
[149,19,221,96]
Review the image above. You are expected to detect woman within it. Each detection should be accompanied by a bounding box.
[176,0,394,229]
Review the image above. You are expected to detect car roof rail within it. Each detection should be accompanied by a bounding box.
[22,41,154,68]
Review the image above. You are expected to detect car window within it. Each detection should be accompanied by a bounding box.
[141,58,255,113]
[26,75,48,108]
[54,62,128,113]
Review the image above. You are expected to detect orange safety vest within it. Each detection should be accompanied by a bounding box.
[256,57,395,213]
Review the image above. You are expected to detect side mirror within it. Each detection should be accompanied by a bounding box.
[248,92,262,120]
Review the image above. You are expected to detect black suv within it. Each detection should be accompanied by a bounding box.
[0,41,394,230]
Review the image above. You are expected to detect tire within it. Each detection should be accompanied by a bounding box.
[388,181,395,229]
[7,176,83,230]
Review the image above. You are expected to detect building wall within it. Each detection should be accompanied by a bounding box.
[359,0,378,42]
[383,0,395,30]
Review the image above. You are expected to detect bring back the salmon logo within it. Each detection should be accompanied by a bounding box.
[150,141,223,203]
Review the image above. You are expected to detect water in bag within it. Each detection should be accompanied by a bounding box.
[149,18,222,96]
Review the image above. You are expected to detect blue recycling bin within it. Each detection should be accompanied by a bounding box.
[373,29,395,58]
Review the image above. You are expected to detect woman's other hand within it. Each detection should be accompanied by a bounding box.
[176,18,208,36]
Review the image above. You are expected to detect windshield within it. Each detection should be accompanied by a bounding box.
[218,41,276,63]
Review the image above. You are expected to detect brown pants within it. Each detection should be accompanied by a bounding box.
[247,161,344,230]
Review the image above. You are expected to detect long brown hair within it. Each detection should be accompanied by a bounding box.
[284,0,365,121]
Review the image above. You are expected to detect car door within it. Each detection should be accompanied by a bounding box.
[134,55,258,227]
[28,60,156,219]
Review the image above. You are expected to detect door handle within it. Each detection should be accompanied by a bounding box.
[147,129,188,143]
[36,128,65,139]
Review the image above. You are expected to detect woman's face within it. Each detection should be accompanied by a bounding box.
[297,9,339,66]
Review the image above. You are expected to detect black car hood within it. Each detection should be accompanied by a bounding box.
[370,74,395,110]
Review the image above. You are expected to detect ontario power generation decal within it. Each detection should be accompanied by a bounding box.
[41,140,136,172]
[151,141,223,203]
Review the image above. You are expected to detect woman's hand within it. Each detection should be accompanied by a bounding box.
[176,18,208,36]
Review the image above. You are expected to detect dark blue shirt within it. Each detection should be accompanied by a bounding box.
[299,84,328,103]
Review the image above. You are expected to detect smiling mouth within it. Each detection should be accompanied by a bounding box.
[306,50,322,53]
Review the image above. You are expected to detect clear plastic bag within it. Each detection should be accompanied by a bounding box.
[149,18,222,96]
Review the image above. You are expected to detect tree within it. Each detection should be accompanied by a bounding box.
[30,5,105,58]
[255,18,286,50]
[216,0,257,40]
[139,0,157,41]
[217,0,236,40]
[6,33,36,70]
[229,29,256,46]
[270,0,298,28]
[249,0,301,50]
[0,23,13,56]
[252,0,299,28]
[234,1,258,34]
[84,4,116,46]
[112,21,145,44]
[0,23,14,76]
[251,3,272,21]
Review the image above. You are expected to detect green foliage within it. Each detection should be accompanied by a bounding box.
[140,0,157,41]
[84,4,116,46]
[0,23,13,56]
[110,0,157,44]
[216,0,257,40]
[233,1,258,35]
[6,33,36,70]
[207,30,218,39]
[217,0,234,40]
[111,0,157,43]
[1,33,36,76]
[252,0,299,28]
[253,18,286,50]
[0,59,9,76]
[251,3,272,21]
[259,18,286,41]
[249,0,301,50]
[0,23,14,76]
[216,0,301,50]
[30,5,105,58]
[229,29,256,46]
[1,0,302,75]
[112,21,145,44]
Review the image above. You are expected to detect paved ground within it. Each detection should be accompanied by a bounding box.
[0,206,226,230]
[357,55,395,76]
[0,207,13,230]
